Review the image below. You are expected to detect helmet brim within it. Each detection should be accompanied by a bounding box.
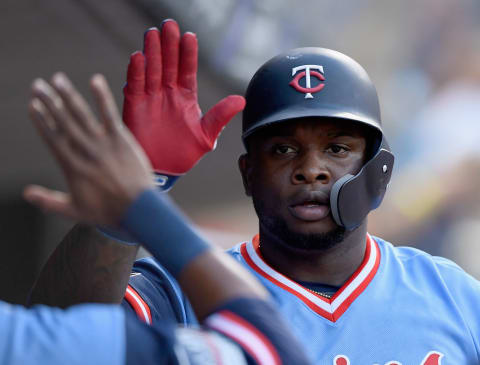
[242,105,383,140]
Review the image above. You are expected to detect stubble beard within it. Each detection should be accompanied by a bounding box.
[253,198,348,252]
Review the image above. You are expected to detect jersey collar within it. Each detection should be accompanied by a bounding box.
[240,233,380,322]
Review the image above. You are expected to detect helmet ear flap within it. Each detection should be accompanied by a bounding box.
[330,146,394,230]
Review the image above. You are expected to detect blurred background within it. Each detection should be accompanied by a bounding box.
[2,0,480,303]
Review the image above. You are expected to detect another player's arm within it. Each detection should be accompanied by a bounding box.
[121,191,268,320]
[28,223,137,307]
[25,73,310,364]
[25,72,266,318]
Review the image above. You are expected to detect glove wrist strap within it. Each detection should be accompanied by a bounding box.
[154,172,180,192]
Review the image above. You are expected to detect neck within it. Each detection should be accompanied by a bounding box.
[258,222,368,287]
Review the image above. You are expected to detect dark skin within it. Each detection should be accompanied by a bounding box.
[26,73,152,307]
[239,117,369,286]
[28,223,138,307]
[26,72,267,319]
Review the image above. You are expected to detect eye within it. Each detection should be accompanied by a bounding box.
[326,144,349,155]
[274,145,297,155]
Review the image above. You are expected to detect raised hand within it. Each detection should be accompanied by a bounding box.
[25,73,154,226]
[123,20,245,189]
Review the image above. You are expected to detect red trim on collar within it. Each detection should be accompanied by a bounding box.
[240,234,380,322]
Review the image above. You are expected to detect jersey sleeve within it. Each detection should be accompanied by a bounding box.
[124,307,250,365]
[125,297,312,365]
[124,309,178,365]
[204,297,313,365]
[0,302,125,365]
[122,257,197,326]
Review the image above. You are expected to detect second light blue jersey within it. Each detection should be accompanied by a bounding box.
[228,234,480,365]
[0,303,125,365]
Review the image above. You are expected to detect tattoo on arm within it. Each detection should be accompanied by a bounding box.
[28,223,139,307]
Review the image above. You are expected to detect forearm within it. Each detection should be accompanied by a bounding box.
[178,250,267,320]
[122,189,267,321]
[29,223,138,307]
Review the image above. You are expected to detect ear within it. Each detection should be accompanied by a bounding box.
[238,154,252,197]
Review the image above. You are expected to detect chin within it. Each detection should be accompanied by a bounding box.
[286,226,347,252]
[261,214,347,252]
[253,197,347,251]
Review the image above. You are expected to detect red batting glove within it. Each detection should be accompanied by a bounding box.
[123,20,245,190]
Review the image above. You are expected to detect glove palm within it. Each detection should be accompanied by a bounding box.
[123,21,245,183]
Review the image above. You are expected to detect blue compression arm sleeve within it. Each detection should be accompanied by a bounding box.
[121,188,210,278]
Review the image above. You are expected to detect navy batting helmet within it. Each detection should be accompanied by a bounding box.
[242,47,394,230]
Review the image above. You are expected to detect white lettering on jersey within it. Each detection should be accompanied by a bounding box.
[333,351,443,365]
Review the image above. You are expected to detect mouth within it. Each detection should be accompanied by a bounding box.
[288,192,331,222]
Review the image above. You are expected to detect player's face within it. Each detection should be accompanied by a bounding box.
[239,118,368,250]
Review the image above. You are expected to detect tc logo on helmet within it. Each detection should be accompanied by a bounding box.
[289,65,325,99]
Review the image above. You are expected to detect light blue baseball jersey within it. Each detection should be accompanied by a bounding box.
[228,234,480,365]
[0,302,124,365]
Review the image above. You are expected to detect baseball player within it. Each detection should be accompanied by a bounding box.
[0,72,311,365]
[32,20,480,364]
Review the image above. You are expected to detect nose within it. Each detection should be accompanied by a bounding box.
[292,151,331,185]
